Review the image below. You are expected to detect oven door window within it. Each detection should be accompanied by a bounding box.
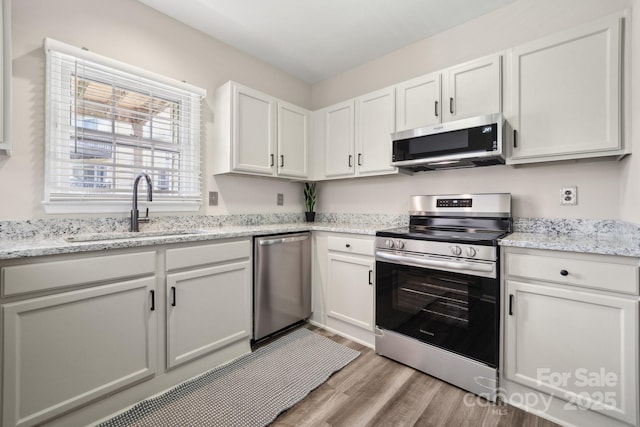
[376,261,497,367]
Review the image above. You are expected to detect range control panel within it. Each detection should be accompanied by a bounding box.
[436,198,473,208]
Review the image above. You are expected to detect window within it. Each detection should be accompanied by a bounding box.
[44,38,206,213]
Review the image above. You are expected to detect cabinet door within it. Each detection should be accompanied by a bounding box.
[232,84,276,175]
[327,253,374,331]
[443,54,501,122]
[395,72,441,131]
[324,100,355,178]
[505,280,638,426]
[166,261,251,369]
[355,87,397,176]
[277,101,309,178]
[2,278,157,427]
[508,16,622,162]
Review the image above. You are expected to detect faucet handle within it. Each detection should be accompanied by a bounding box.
[138,208,150,223]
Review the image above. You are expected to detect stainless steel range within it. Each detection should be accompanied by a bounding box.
[375,193,511,402]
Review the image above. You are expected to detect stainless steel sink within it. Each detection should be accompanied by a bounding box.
[65,229,209,243]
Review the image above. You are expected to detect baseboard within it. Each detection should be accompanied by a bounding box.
[308,320,374,349]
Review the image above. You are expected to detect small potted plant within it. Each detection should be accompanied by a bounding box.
[304,182,317,222]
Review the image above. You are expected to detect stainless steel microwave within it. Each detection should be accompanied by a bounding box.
[391,113,504,172]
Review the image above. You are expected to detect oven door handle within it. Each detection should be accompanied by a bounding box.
[376,251,494,273]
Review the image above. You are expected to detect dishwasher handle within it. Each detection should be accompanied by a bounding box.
[258,234,310,246]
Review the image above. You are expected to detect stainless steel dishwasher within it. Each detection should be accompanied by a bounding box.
[253,232,311,342]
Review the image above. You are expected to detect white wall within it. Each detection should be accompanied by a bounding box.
[311,0,634,220]
[0,0,636,221]
[0,0,312,220]
[315,161,622,218]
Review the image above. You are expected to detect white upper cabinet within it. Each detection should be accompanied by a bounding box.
[507,14,625,164]
[0,0,11,156]
[355,87,396,176]
[395,53,501,131]
[233,84,276,175]
[277,101,309,178]
[443,54,502,122]
[212,81,309,179]
[395,72,441,132]
[321,87,397,179]
[323,100,355,178]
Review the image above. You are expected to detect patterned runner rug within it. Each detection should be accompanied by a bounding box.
[99,328,360,427]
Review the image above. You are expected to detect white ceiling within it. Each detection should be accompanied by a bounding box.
[138,0,518,83]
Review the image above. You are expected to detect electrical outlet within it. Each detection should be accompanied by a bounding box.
[277,193,284,206]
[208,191,218,206]
[561,186,577,205]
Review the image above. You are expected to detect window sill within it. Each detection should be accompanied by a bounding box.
[42,200,201,215]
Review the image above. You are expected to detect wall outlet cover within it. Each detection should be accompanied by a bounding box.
[208,191,218,206]
[561,186,577,205]
[277,193,284,206]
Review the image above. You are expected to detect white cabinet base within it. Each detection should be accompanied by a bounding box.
[501,379,636,427]
[167,261,251,369]
[2,278,157,427]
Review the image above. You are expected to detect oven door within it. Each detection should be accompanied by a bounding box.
[375,250,498,367]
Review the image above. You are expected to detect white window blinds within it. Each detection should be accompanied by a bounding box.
[44,38,205,213]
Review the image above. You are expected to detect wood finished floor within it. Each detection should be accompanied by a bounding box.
[269,325,559,427]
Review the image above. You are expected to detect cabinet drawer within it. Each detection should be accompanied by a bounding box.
[328,236,374,256]
[506,252,639,294]
[166,239,250,271]
[1,252,156,297]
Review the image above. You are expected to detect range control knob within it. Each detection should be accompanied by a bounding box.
[395,240,405,249]
[385,239,395,249]
[450,246,462,256]
[466,247,477,257]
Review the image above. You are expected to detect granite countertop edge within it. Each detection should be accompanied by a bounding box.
[499,232,640,258]
[0,222,382,260]
[3,222,640,260]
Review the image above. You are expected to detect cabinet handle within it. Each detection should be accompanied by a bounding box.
[348,155,353,168]
[434,100,439,117]
[449,97,454,114]
[508,294,513,315]
[280,155,284,168]
[346,243,351,248]
[270,154,274,167]
[513,130,518,148]
[368,270,373,285]
[560,269,569,276]
[171,286,177,306]
[358,153,362,166]
[150,290,155,311]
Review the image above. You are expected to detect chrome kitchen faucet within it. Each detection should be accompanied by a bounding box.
[131,172,153,232]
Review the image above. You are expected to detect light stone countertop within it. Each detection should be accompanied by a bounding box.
[3,214,640,260]
[0,222,387,260]
[499,231,640,258]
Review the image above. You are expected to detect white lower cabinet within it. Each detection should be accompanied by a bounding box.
[311,232,375,347]
[166,261,251,369]
[1,264,157,427]
[0,239,252,427]
[502,247,639,427]
[327,253,374,330]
